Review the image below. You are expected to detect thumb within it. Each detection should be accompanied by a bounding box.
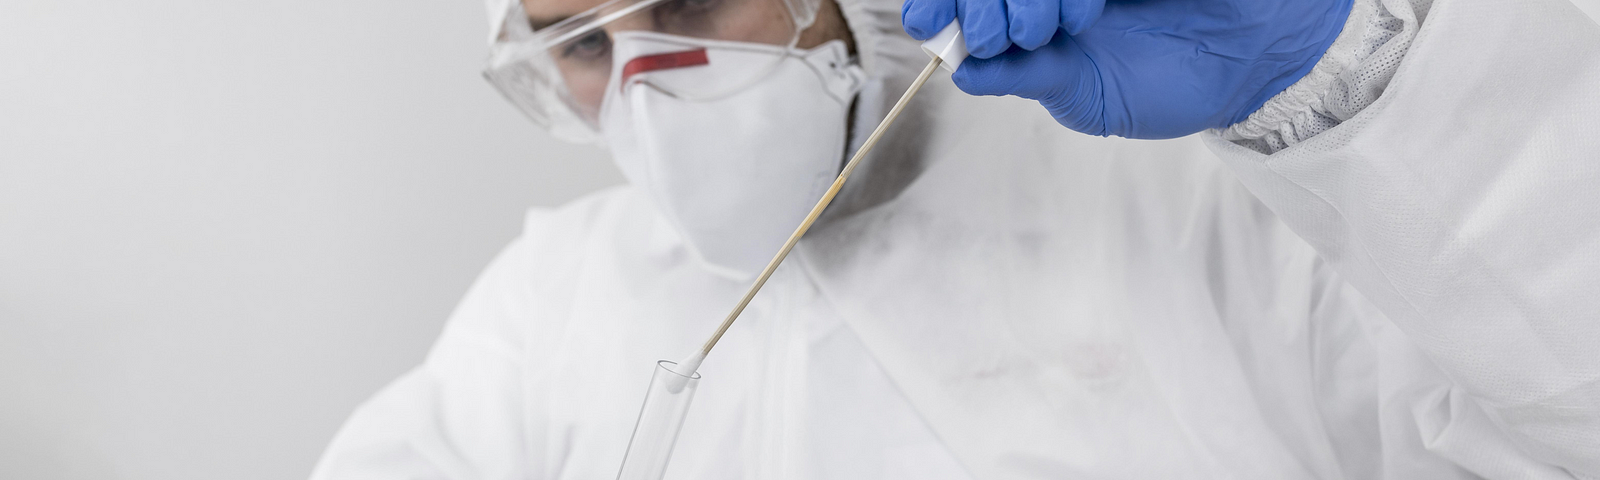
[952,34,1106,135]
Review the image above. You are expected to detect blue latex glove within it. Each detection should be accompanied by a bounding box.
[902,0,1353,139]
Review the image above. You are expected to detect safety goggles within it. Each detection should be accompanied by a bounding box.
[484,0,820,143]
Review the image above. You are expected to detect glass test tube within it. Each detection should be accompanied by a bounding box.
[616,360,701,480]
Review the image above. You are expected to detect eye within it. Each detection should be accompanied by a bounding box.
[664,0,718,14]
[560,30,612,61]
[655,0,722,29]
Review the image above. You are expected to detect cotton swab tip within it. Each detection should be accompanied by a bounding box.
[664,350,705,393]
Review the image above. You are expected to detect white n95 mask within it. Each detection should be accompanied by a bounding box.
[600,32,866,278]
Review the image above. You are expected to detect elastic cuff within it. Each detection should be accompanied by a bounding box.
[1217,0,1412,154]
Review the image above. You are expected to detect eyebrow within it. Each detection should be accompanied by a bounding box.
[527,15,569,31]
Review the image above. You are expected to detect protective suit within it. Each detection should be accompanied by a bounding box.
[311,0,1600,478]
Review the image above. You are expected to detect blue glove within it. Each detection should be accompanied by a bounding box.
[902,0,1353,139]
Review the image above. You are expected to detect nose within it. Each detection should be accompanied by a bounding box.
[602,6,655,33]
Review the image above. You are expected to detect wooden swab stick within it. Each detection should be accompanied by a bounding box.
[696,56,945,358]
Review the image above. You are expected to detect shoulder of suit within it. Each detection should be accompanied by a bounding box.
[520,185,648,245]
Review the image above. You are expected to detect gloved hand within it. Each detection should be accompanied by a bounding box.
[901,0,1353,139]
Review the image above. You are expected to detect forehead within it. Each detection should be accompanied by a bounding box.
[522,0,609,25]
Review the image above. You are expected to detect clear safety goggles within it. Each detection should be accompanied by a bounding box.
[484,0,820,143]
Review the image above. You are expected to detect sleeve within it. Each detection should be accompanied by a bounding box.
[309,216,553,480]
[1203,0,1600,476]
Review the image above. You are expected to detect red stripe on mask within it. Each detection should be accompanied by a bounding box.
[619,49,709,88]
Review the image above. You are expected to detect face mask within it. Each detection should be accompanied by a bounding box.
[600,32,866,278]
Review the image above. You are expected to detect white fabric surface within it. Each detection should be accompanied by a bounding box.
[312,0,1600,477]
[1207,0,1600,476]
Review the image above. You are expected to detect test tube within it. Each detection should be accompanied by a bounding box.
[616,360,701,480]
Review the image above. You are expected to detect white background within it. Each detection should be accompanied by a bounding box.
[0,1,621,478]
[2,1,1597,479]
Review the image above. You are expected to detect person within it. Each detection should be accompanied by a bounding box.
[311,0,1600,476]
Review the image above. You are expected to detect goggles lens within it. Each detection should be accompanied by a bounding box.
[485,0,810,141]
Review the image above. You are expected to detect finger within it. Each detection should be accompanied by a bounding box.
[1004,0,1058,50]
[952,35,1106,135]
[951,45,1033,97]
[956,0,1012,58]
[901,0,957,40]
[1058,0,1104,35]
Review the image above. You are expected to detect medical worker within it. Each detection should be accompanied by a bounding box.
[312,0,1600,476]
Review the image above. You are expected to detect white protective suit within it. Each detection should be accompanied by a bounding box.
[311,0,1600,477]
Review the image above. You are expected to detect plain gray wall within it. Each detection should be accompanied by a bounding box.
[0,0,620,479]
[3,0,1598,479]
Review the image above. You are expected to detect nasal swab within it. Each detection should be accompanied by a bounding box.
[620,24,969,480]
[686,22,969,371]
